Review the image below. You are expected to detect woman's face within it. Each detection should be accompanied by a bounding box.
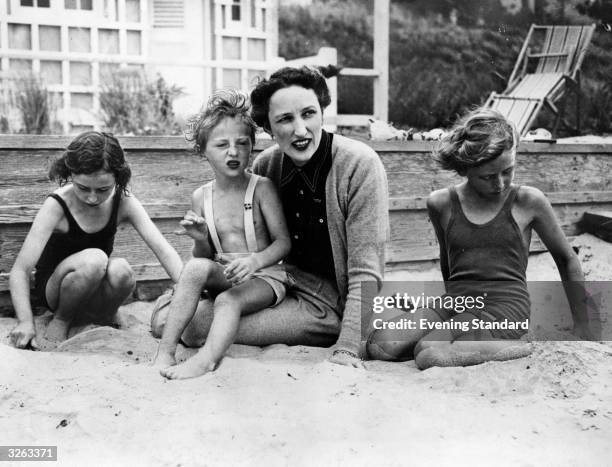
[267,85,323,166]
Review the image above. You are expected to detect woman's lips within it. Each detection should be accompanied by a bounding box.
[226,160,240,169]
[291,139,311,151]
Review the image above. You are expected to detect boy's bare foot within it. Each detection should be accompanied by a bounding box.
[152,343,177,368]
[160,353,217,380]
[152,350,176,368]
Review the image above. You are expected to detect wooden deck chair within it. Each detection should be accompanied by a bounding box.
[486,24,596,137]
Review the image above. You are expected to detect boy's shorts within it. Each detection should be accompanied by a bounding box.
[215,253,294,306]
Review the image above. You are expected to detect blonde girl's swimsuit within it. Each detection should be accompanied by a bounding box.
[440,185,531,339]
[202,174,291,305]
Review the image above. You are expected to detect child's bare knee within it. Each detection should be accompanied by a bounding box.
[213,289,243,312]
[182,258,215,281]
[106,258,135,291]
[74,249,108,283]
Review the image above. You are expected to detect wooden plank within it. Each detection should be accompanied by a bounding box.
[2,135,611,154]
[384,234,567,264]
[580,211,612,243]
[0,202,192,223]
[388,191,612,211]
[0,134,276,151]
[0,263,173,293]
[384,152,612,197]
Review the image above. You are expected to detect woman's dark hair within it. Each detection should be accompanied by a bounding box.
[250,66,331,131]
[433,108,518,174]
[49,131,131,194]
[185,89,256,154]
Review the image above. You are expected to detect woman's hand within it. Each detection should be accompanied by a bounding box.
[175,210,208,242]
[327,346,365,369]
[224,255,260,285]
[10,321,38,350]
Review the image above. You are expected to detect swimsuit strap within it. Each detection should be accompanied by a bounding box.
[202,182,224,254]
[48,189,122,234]
[110,187,122,227]
[243,174,260,253]
[48,193,80,232]
[449,185,519,223]
[501,185,520,213]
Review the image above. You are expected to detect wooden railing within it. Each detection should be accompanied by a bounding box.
[1,135,611,293]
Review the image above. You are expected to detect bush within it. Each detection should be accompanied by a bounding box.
[15,73,53,134]
[99,69,184,135]
[388,23,525,129]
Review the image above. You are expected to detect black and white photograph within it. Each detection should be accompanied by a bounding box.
[1,0,611,465]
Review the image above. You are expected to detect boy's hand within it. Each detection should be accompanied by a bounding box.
[175,210,208,242]
[10,321,38,350]
[224,255,260,285]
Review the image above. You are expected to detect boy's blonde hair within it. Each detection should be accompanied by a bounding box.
[185,89,257,154]
[434,108,519,174]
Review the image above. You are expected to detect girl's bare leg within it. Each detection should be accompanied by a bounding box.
[42,254,136,350]
[414,313,531,370]
[153,258,228,367]
[41,249,109,348]
[161,278,275,379]
[415,338,532,369]
[85,257,136,325]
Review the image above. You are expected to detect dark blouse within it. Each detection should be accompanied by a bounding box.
[279,130,336,283]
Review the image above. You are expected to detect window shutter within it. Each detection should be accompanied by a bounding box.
[153,0,185,28]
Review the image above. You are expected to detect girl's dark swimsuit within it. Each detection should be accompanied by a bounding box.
[440,185,530,339]
[34,191,122,310]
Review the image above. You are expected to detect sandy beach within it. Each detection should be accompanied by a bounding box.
[2,233,612,466]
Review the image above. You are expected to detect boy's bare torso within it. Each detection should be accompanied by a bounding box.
[193,176,272,254]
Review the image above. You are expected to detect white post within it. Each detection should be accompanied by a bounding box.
[317,47,337,131]
[373,0,389,122]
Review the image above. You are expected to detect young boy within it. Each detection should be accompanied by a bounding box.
[153,90,291,379]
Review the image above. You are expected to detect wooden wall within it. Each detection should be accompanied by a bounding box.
[1,135,611,294]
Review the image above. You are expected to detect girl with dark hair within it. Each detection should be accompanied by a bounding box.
[9,131,183,350]
[367,109,593,369]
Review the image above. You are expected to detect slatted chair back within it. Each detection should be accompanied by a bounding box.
[486,93,543,136]
[534,25,596,79]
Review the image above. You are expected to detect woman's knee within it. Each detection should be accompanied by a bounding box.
[106,258,136,291]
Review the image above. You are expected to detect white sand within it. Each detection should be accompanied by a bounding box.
[2,234,611,466]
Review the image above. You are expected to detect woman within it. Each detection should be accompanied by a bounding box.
[153,66,389,367]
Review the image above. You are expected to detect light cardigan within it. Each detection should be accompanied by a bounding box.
[253,134,390,356]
